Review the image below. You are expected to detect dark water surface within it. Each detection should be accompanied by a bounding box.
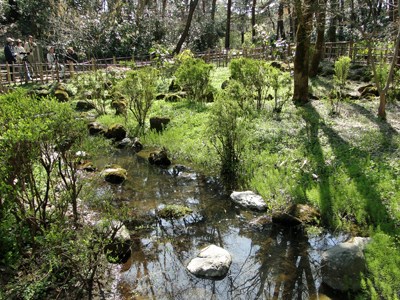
[95,149,348,300]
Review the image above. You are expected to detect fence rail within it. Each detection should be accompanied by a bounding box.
[1,41,399,88]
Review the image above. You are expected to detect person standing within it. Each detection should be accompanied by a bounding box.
[24,35,40,77]
[4,37,16,81]
[15,39,31,81]
[47,46,64,79]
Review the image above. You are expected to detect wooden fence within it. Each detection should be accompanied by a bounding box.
[1,41,399,88]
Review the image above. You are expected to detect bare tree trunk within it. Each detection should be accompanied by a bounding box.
[211,0,217,20]
[293,0,314,105]
[173,0,199,54]
[277,1,286,39]
[327,0,337,42]
[288,5,295,41]
[309,0,327,77]
[226,0,232,49]
[252,0,257,42]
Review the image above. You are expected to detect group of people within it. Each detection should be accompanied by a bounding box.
[4,35,79,81]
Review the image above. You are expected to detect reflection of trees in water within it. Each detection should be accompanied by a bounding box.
[231,226,318,300]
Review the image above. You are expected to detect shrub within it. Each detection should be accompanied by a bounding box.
[230,57,270,110]
[174,57,213,103]
[208,86,251,189]
[269,67,292,113]
[117,67,159,130]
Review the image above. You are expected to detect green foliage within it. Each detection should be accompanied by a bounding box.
[118,67,159,130]
[71,70,120,115]
[269,67,292,113]
[230,58,271,110]
[334,56,352,87]
[375,62,390,90]
[388,69,400,103]
[330,56,352,114]
[361,232,400,300]
[174,57,213,103]
[208,85,252,188]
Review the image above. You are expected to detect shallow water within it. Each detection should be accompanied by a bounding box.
[94,149,349,300]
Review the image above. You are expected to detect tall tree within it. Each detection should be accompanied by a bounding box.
[292,0,314,104]
[226,0,232,49]
[173,0,199,54]
[309,0,327,77]
[327,0,337,42]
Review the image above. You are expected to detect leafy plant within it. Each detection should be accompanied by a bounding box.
[118,67,159,131]
[269,67,292,113]
[230,58,271,110]
[331,56,351,114]
[174,57,213,103]
[208,86,251,189]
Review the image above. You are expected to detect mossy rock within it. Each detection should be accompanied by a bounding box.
[88,122,107,136]
[76,100,95,111]
[105,124,127,141]
[54,89,69,102]
[111,99,127,115]
[101,165,127,184]
[157,205,193,219]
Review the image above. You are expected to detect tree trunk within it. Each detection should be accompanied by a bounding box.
[293,0,314,105]
[288,5,295,41]
[173,0,199,54]
[327,0,337,42]
[226,0,232,49]
[252,0,257,42]
[378,92,386,118]
[211,0,217,21]
[309,0,327,77]
[277,1,286,40]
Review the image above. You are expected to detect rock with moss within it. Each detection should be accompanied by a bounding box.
[101,165,127,184]
[105,124,127,141]
[148,149,171,166]
[54,89,69,102]
[131,137,143,153]
[88,122,107,136]
[157,205,193,219]
[76,100,95,111]
[111,98,127,115]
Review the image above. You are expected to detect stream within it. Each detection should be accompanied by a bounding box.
[93,149,349,300]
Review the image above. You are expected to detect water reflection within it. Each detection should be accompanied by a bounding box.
[95,150,348,299]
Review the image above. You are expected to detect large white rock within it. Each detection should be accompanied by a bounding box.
[230,191,267,211]
[187,245,232,278]
[322,237,371,292]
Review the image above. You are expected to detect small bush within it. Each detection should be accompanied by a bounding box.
[174,57,213,103]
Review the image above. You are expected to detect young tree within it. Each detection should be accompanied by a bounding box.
[226,0,232,49]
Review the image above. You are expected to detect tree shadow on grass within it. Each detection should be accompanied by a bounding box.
[348,102,399,155]
[301,104,396,233]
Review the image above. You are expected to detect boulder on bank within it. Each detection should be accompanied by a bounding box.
[88,122,107,136]
[105,124,127,141]
[321,237,371,292]
[76,100,95,111]
[230,191,267,211]
[187,245,232,279]
[101,165,127,184]
[150,117,170,133]
[54,89,69,102]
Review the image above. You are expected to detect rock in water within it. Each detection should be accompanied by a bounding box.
[230,191,267,211]
[321,237,371,292]
[187,245,232,279]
